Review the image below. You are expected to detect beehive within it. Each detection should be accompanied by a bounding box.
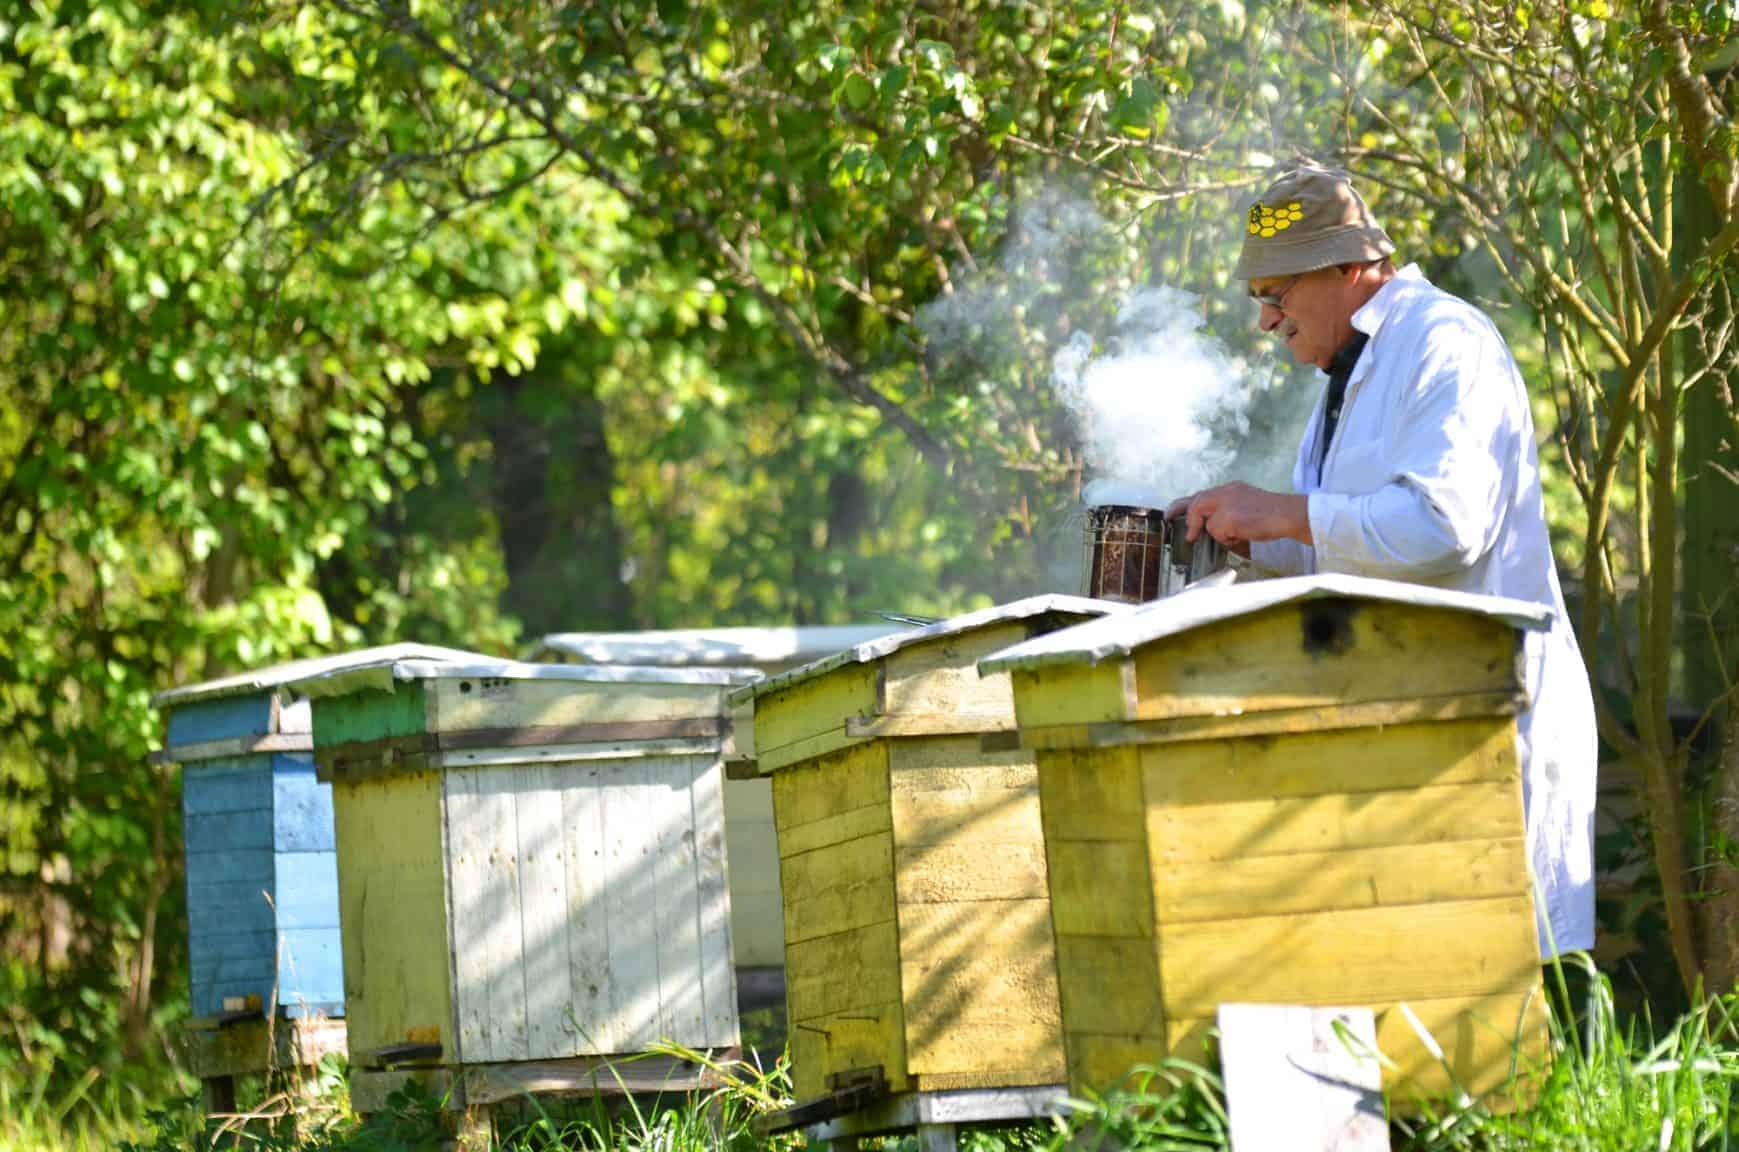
[292,654,754,1100]
[733,596,1128,1100]
[153,643,481,1021]
[532,625,902,975]
[980,574,1553,1104]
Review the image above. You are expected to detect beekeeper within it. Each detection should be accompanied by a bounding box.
[1174,164,1598,958]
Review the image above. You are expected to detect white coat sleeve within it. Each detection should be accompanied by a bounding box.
[1249,538,1316,576]
[1307,322,1511,579]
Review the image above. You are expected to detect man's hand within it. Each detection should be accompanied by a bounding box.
[1175,483,1312,551]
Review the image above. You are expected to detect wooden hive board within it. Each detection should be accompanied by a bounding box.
[751,602,1119,772]
[772,742,908,1099]
[425,675,729,734]
[1035,745,1166,1092]
[1139,715,1544,1102]
[182,747,343,1019]
[443,753,738,1064]
[754,663,880,774]
[313,682,432,751]
[1130,599,1521,721]
[888,736,1063,1090]
[312,675,733,772]
[756,600,1120,1096]
[333,770,455,1064]
[183,755,278,1018]
[877,621,1033,727]
[1007,661,1132,732]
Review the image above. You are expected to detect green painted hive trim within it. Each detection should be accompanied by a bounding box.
[314,681,430,750]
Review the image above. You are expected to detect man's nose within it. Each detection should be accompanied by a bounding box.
[1257,302,1284,333]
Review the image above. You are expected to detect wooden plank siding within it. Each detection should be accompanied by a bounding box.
[427,676,729,733]
[333,770,454,1064]
[1129,600,1521,721]
[1036,745,1165,1092]
[1030,719,1547,1099]
[1013,607,1546,1102]
[267,753,343,1014]
[772,743,907,1099]
[693,762,741,1043]
[887,737,1063,1089]
[879,622,1031,722]
[754,600,1120,1099]
[182,751,341,1018]
[441,754,737,1064]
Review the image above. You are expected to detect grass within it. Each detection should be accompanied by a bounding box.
[14,961,1739,1151]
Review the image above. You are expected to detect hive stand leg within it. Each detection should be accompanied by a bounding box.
[444,1103,493,1152]
[916,1123,959,1152]
[284,1067,327,1142]
[201,1075,237,1121]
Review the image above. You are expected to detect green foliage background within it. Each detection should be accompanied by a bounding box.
[0,0,1732,1134]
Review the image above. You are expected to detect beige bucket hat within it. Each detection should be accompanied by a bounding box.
[1234,165,1396,281]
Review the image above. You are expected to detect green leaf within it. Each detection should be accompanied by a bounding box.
[816,43,852,75]
[916,39,954,72]
[842,71,874,109]
[879,65,908,107]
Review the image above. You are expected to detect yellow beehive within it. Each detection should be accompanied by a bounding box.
[980,574,1553,1105]
[733,596,1128,1100]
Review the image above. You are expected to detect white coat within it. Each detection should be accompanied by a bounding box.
[1249,264,1598,956]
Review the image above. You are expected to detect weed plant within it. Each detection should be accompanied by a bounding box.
[1051,956,1739,1152]
[30,959,1739,1151]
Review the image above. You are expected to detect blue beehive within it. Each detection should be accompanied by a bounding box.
[155,643,484,1020]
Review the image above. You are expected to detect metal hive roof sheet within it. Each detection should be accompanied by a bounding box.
[729,594,1132,705]
[151,643,491,708]
[288,656,761,700]
[531,624,904,668]
[977,574,1552,675]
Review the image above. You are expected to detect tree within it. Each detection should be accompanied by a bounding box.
[0,0,601,1088]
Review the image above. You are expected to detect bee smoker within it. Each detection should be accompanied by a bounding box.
[1083,503,1230,604]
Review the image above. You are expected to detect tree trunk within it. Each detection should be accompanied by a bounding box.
[488,358,630,636]
[1704,697,1739,994]
[1678,121,1739,988]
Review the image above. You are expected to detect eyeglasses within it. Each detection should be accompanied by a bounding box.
[1249,275,1303,310]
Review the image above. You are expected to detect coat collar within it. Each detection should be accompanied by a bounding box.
[1351,262,1425,339]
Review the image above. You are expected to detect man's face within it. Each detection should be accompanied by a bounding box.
[1248,267,1357,371]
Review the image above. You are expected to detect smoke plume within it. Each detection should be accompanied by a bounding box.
[1052,284,1276,508]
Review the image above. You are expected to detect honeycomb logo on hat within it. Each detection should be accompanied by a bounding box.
[1247,201,1306,237]
[1234,165,1397,280]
